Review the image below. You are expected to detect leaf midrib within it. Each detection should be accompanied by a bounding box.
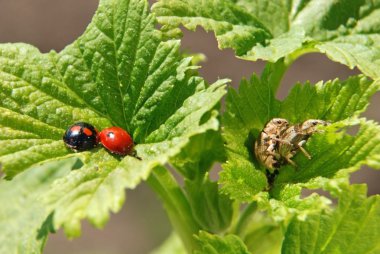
[132,44,177,118]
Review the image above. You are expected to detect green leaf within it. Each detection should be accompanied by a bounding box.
[0,158,78,254]
[220,74,279,201]
[147,166,201,252]
[171,130,226,179]
[241,212,283,254]
[292,1,380,79]
[282,184,380,254]
[230,0,291,36]
[0,0,227,237]
[154,0,380,79]
[195,231,251,254]
[153,0,304,63]
[280,76,380,123]
[221,73,380,207]
[150,232,187,254]
[185,174,234,233]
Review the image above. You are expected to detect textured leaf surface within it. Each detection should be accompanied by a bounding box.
[221,73,380,209]
[195,231,251,254]
[282,185,380,254]
[0,158,77,254]
[220,74,278,201]
[0,0,227,237]
[154,0,380,79]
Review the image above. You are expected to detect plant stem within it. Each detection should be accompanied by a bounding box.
[261,58,289,93]
[233,202,258,236]
[147,166,200,253]
[261,45,319,93]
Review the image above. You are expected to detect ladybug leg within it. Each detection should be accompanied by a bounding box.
[131,150,142,160]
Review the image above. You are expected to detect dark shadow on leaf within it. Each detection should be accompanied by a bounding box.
[199,110,212,125]
[71,158,84,170]
[37,212,56,240]
[246,128,263,170]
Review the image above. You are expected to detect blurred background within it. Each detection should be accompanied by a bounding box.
[0,0,379,253]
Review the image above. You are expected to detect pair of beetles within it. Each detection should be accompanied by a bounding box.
[255,118,329,172]
[63,122,134,156]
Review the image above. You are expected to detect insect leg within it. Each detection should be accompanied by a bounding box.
[296,140,312,159]
[285,153,297,167]
[263,156,276,170]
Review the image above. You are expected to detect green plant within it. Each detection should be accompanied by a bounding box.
[1,0,380,253]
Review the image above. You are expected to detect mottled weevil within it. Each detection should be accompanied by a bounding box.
[278,119,329,166]
[254,118,289,171]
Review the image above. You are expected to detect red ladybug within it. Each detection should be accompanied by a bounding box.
[63,122,99,151]
[99,127,134,156]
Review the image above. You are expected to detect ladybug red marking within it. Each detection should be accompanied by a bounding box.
[83,128,93,136]
[99,127,134,156]
[63,122,99,152]
[70,126,82,133]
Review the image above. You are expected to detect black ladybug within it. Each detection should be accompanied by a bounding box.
[63,122,99,152]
